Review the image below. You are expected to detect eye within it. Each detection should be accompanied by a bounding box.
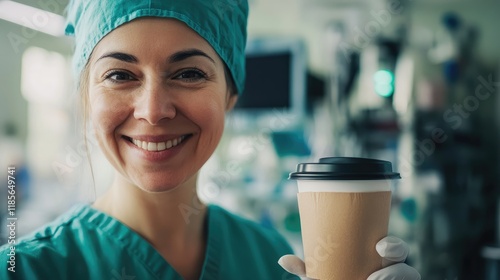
[173,68,207,82]
[104,71,135,83]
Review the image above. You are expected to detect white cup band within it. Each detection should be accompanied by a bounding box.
[297,180,392,193]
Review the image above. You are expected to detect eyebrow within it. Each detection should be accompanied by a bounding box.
[97,52,138,63]
[96,48,216,65]
[169,49,216,65]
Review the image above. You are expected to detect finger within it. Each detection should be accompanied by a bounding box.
[376,236,409,263]
[278,255,307,278]
[367,263,421,280]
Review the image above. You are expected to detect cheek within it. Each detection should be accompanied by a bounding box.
[190,94,227,134]
[89,92,130,137]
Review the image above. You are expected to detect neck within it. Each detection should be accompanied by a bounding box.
[93,172,207,256]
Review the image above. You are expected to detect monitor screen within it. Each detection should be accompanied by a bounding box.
[228,37,306,131]
[236,52,292,109]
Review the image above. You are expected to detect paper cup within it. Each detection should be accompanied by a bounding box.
[289,157,400,280]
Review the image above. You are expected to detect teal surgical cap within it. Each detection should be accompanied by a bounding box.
[65,0,249,94]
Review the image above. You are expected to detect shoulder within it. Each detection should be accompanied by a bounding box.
[209,204,293,255]
[0,239,61,279]
[0,205,92,279]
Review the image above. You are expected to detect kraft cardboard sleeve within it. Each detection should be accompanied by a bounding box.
[297,191,392,280]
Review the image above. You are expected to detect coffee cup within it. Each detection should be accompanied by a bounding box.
[289,157,400,280]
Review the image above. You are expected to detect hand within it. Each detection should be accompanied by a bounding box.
[278,254,309,279]
[278,236,421,280]
[367,236,420,280]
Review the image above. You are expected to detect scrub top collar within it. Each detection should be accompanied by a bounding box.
[71,203,221,279]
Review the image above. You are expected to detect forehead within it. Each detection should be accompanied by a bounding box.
[90,17,219,63]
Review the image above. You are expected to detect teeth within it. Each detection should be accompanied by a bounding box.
[157,142,166,150]
[147,142,157,151]
[130,136,186,152]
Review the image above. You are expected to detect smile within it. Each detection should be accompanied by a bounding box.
[128,135,188,152]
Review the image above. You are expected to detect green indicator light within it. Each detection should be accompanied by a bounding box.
[373,70,394,97]
[374,70,393,83]
[375,84,394,97]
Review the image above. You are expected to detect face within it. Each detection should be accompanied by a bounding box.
[87,18,237,192]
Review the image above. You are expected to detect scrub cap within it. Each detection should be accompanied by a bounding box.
[65,0,249,94]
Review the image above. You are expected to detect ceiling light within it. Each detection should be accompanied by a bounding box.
[0,0,65,37]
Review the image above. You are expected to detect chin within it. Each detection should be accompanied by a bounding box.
[136,182,182,193]
[130,173,190,193]
[122,168,197,194]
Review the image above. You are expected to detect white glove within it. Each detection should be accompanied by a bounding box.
[367,236,421,280]
[278,236,421,280]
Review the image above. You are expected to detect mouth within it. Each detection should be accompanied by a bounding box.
[123,134,191,152]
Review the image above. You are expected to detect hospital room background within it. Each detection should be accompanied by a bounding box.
[1,0,500,279]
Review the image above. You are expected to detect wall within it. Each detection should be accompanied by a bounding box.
[0,13,72,145]
[0,21,27,142]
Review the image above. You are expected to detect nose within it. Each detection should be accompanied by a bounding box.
[133,81,176,125]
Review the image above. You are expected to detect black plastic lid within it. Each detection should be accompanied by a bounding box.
[289,157,401,180]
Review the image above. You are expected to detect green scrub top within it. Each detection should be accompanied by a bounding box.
[0,204,298,279]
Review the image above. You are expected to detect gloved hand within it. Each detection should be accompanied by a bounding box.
[278,236,421,280]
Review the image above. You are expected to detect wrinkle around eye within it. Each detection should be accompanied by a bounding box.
[104,71,136,82]
[97,69,142,89]
[172,68,208,82]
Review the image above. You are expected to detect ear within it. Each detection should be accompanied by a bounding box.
[225,94,238,112]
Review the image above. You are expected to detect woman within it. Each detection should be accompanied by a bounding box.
[0,0,420,279]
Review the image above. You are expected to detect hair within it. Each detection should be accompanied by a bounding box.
[77,63,97,199]
[223,64,238,97]
[79,64,90,124]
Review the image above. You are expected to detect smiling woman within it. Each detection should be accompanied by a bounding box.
[0,1,300,280]
[87,18,234,194]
